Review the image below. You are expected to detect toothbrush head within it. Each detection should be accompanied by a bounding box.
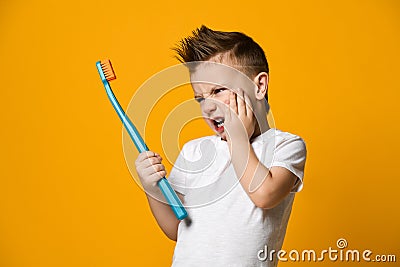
[99,59,116,81]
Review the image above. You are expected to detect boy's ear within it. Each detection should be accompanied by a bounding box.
[253,72,269,100]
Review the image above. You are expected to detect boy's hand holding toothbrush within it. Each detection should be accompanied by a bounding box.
[135,151,167,198]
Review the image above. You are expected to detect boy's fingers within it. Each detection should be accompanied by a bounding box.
[222,97,231,122]
[244,92,252,117]
[137,151,156,161]
[157,170,167,178]
[150,170,167,181]
[237,88,246,115]
[137,153,162,168]
[142,163,165,177]
[136,152,149,165]
[149,156,162,166]
[151,163,165,172]
[230,90,237,114]
[144,172,164,185]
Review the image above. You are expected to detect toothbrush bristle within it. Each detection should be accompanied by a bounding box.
[100,59,116,81]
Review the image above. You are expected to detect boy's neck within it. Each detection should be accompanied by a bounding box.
[250,120,271,143]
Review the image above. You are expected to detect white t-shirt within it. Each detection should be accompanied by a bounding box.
[168,128,307,267]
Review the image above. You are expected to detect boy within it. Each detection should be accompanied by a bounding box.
[135,26,307,267]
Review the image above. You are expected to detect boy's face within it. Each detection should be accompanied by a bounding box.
[192,81,231,140]
[190,61,258,141]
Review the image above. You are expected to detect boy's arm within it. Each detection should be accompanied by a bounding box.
[135,151,182,241]
[145,191,183,241]
[230,140,297,209]
[224,89,299,209]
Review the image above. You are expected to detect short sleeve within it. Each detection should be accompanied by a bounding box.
[270,135,307,192]
[167,147,188,196]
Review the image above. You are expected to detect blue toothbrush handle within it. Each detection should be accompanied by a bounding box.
[96,61,188,220]
[158,178,187,220]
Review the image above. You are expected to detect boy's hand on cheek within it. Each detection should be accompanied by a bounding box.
[223,88,255,144]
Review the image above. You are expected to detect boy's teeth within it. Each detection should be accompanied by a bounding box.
[211,118,225,129]
[215,118,224,128]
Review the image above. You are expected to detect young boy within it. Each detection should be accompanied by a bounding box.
[135,26,307,267]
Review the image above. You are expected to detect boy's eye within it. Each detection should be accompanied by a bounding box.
[214,88,226,94]
[194,96,204,103]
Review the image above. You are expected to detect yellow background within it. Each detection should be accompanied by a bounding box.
[1,0,399,266]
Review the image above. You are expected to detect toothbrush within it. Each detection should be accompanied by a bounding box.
[96,59,188,220]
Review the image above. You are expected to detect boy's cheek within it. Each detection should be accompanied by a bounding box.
[203,118,212,126]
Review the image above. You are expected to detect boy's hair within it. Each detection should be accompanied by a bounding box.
[173,25,269,101]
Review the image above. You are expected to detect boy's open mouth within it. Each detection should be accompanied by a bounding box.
[212,117,225,133]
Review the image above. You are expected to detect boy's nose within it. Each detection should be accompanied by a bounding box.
[202,98,217,114]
